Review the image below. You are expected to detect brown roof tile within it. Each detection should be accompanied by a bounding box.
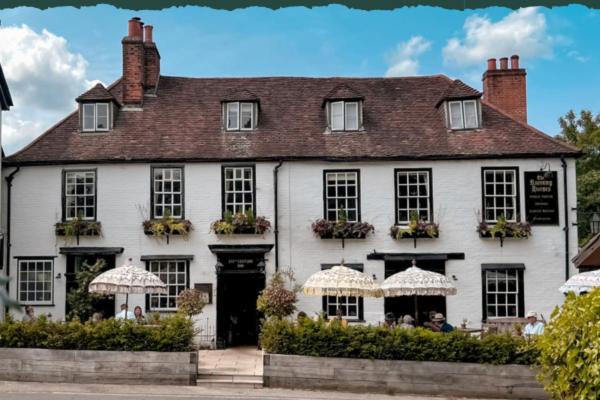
[5,75,579,165]
[76,83,118,103]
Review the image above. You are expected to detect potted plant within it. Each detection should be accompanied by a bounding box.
[311,210,374,247]
[390,212,439,248]
[55,214,102,245]
[143,211,192,243]
[210,209,271,235]
[478,213,531,247]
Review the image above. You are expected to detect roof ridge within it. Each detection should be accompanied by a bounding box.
[158,74,452,81]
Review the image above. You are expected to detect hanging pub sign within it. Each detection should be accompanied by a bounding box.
[524,171,559,225]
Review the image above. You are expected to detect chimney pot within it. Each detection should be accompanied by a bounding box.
[144,25,154,43]
[487,58,497,71]
[128,17,143,39]
[510,54,519,69]
[499,57,508,70]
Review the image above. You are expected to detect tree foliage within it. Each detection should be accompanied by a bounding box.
[256,271,298,319]
[537,289,600,399]
[557,110,600,244]
[66,259,107,322]
[176,288,206,318]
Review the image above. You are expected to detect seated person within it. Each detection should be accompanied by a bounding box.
[423,310,440,332]
[432,313,454,333]
[382,312,397,328]
[399,314,415,329]
[134,306,146,323]
[523,311,544,337]
[115,303,135,320]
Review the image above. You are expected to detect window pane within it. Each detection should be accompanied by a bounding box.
[223,167,254,214]
[96,103,109,130]
[463,101,478,128]
[330,102,344,131]
[324,171,359,223]
[240,103,253,130]
[82,104,95,131]
[345,102,359,130]
[148,260,187,311]
[449,102,463,129]
[65,170,96,220]
[153,168,183,218]
[227,102,239,130]
[18,260,52,304]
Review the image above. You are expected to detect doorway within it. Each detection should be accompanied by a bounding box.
[216,253,266,348]
[384,258,447,326]
[65,254,115,320]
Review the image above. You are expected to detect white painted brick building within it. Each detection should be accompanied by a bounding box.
[1,18,579,347]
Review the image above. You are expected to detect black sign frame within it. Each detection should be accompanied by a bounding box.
[524,171,559,225]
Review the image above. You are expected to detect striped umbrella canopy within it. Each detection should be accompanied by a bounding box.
[559,269,600,295]
[303,264,382,298]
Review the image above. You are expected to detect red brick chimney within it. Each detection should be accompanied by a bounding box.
[143,24,160,92]
[122,17,145,106]
[482,55,527,123]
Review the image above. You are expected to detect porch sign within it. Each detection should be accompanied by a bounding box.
[524,171,559,225]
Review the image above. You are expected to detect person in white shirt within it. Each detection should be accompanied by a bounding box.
[115,303,135,320]
[523,311,545,337]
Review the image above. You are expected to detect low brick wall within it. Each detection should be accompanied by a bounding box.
[0,348,198,385]
[264,354,547,399]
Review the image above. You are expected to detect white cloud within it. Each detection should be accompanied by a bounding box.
[443,8,554,68]
[0,24,96,154]
[567,50,590,63]
[385,36,431,77]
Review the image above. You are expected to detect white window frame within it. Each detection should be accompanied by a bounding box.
[484,269,521,318]
[324,295,361,321]
[324,170,359,223]
[147,260,188,312]
[329,100,360,131]
[223,166,254,215]
[64,170,96,221]
[448,100,479,130]
[226,102,255,131]
[483,168,518,223]
[152,167,184,219]
[82,103,110,132]
[18,259,53,305]
[396,170,431,225]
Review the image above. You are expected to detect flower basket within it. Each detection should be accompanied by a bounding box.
[55,218,102,244]
[311,219,375,240]
[478,214,531,247]
[390,220,439,248]
[211,210,271,235]
[143,217,192,243]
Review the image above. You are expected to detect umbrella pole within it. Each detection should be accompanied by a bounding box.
[125,293,129,320]
[414,295,419,326]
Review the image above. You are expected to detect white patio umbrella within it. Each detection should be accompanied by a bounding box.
[303,263,382,319]
[559,269,600,295]
[381,260,457,324]
[89,258,167,319]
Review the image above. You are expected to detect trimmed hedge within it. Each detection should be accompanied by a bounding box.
[0,313,194,352]
[260,317,538,365]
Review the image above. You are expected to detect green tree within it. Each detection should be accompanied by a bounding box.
[557,110,600,244]
[537,289,600,399]
[66,259,106,322]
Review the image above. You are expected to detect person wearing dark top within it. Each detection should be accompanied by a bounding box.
[432,313,454,333]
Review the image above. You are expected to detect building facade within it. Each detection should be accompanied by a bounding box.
[2,18,579,347]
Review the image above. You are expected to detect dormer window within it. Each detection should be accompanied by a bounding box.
[448,99,480,130]
[82,103,110,132]
[226,102,256,131]
[329,100,361,131]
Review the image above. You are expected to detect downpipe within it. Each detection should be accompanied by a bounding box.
[4,167,20,314]
[273,161,283,272]
[561,157,569,281]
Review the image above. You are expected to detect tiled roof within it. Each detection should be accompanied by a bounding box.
[436,79,481,106]
[76,83,118,103]
[324,83,364,101]
[5,75,579,165]
[221,88,259,102]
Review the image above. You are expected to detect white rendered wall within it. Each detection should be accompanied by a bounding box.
[3,157,578,330]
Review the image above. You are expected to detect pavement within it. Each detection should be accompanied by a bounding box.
[0,381,489,400]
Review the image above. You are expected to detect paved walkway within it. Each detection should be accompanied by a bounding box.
[0,381,496,400]
[198,346,263,377]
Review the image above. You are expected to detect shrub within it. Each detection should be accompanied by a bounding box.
[260,317,538,365]
[537,289,600,399]
[0,313,194,352]
[176,288,207,318]
[256,273,297,319]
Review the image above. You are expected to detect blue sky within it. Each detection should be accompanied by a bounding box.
[0,5,598,154]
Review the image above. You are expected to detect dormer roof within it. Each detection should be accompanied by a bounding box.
[221,88,260,103]
[323,83,364,105]
[436,79,481,107]
[76,83,119,104]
